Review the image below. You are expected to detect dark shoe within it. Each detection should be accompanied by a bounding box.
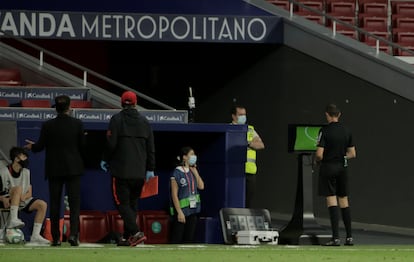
[128,231,147,246]
[324,238,340,246]
[51,240,61,247]
[117,238,130,246]
[344,237,354,246]
[68,235,79,246]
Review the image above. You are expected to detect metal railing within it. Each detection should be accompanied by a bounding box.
[285,0,414,56]
[0,30,176,110]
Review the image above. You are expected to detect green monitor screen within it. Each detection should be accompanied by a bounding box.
[288,125,323,152]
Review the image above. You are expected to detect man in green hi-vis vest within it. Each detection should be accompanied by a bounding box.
[231,105,265,208]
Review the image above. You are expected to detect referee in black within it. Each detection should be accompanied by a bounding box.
[315,104,356,246]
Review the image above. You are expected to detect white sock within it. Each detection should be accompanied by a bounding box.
[10,206,18,220]
[32,223,42,237]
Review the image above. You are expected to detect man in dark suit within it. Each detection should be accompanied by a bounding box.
[25,95,85,247]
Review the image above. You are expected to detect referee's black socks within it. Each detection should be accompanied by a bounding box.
[341,207,352,238]
[328,206,340,239]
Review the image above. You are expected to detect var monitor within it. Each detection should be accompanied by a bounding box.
[288,124,323,153]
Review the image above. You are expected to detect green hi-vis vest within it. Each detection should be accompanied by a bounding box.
[246,125,257,174]
[170,193,201,215]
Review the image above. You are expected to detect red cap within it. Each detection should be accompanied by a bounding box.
[121,91,137,105]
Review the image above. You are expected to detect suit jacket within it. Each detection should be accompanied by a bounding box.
[31,113,86,179]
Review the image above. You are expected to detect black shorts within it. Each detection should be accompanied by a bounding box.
[318,162,349,197]
[0,198,38,213]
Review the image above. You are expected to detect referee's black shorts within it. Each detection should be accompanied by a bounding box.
[318,162,349,197]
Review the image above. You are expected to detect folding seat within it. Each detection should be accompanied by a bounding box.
[296,1,324,13]
[394,2,414,16]
[298,14,325,25]
[396,31,414,43]
[394,44,414,56]
[361,3,388,16]
[138,210,170,244]
[21,99,51,108]
[395,17,414,30]
[70,100,92,108]
[327,15,356,29]
[360,16,388,31]
[79,210,110,243]
[360,31,390,45]
[0,68,23,86]
[0,99,9,107]
[328,2,356,15]
[267,0,292,11]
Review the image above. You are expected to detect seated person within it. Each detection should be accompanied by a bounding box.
[0,147,50,244]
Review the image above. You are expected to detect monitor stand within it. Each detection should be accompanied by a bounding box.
[278,153,331,245]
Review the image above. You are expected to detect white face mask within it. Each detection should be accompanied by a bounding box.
[189,155,197,166]
[237,115,247,125]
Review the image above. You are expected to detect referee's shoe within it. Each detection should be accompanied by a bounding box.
[324,238,340,246]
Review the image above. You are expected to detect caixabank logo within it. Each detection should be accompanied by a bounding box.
[0,91,21,99]
[43,112,57,119]
[25,92,52,99]
[76,112,102,121]
[17,112,42,120]
[0,112,15,120]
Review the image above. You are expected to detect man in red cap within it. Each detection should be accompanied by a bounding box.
[101,90,155,246]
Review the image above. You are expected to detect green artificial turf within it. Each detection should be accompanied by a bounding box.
[2,244,414,262]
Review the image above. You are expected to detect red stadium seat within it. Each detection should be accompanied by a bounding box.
[395,17,414,30]
[296,13,325,24]
[0,68,23,86]
[70,100,92,108]
[394,2,414,16]
[394,43,414,56]
[79,210,110,243]
[327,15,356,29]
[396,31,414,43]
[361,3,388,16]
[267,0,292,11]
[296,1,324,13]
[328,2,356,15]
[138,210,170,244]
[0,99,9,107]
[21,99,51,108]
[106,210,140,236]
[360,30,389,45]
[360,16,388,31]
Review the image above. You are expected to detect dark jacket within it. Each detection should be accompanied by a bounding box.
[102,108,155,179]
[31,113,85,179]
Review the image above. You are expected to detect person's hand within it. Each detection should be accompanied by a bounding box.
[177,211,186,224]
[146,171,155,181]
[24,139,35,150]
[100,160,109,172]
[1,196,10,209]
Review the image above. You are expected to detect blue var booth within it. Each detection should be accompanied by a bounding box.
[14,116,247,243]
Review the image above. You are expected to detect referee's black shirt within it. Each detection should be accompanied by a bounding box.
[317,122,353,164]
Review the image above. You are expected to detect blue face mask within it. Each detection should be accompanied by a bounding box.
[189,155,197,166]
[237,115,247,125]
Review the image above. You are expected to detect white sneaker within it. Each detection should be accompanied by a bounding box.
[8,219,25,229]
[30,235,50,245]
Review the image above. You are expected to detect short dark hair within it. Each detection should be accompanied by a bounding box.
[55,95,71,113]
[326,104,341,117]
[231,105,245,115]
[9,147,28,162]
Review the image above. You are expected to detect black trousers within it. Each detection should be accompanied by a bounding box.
[48,175,81,242]
[112,177,144,238]
[245,173,257,208]
[170,213,198,244]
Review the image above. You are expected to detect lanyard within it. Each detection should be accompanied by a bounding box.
[183,166,195,194]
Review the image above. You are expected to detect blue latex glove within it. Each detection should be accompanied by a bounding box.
[100,160,108,172]
[146,171,155,181]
